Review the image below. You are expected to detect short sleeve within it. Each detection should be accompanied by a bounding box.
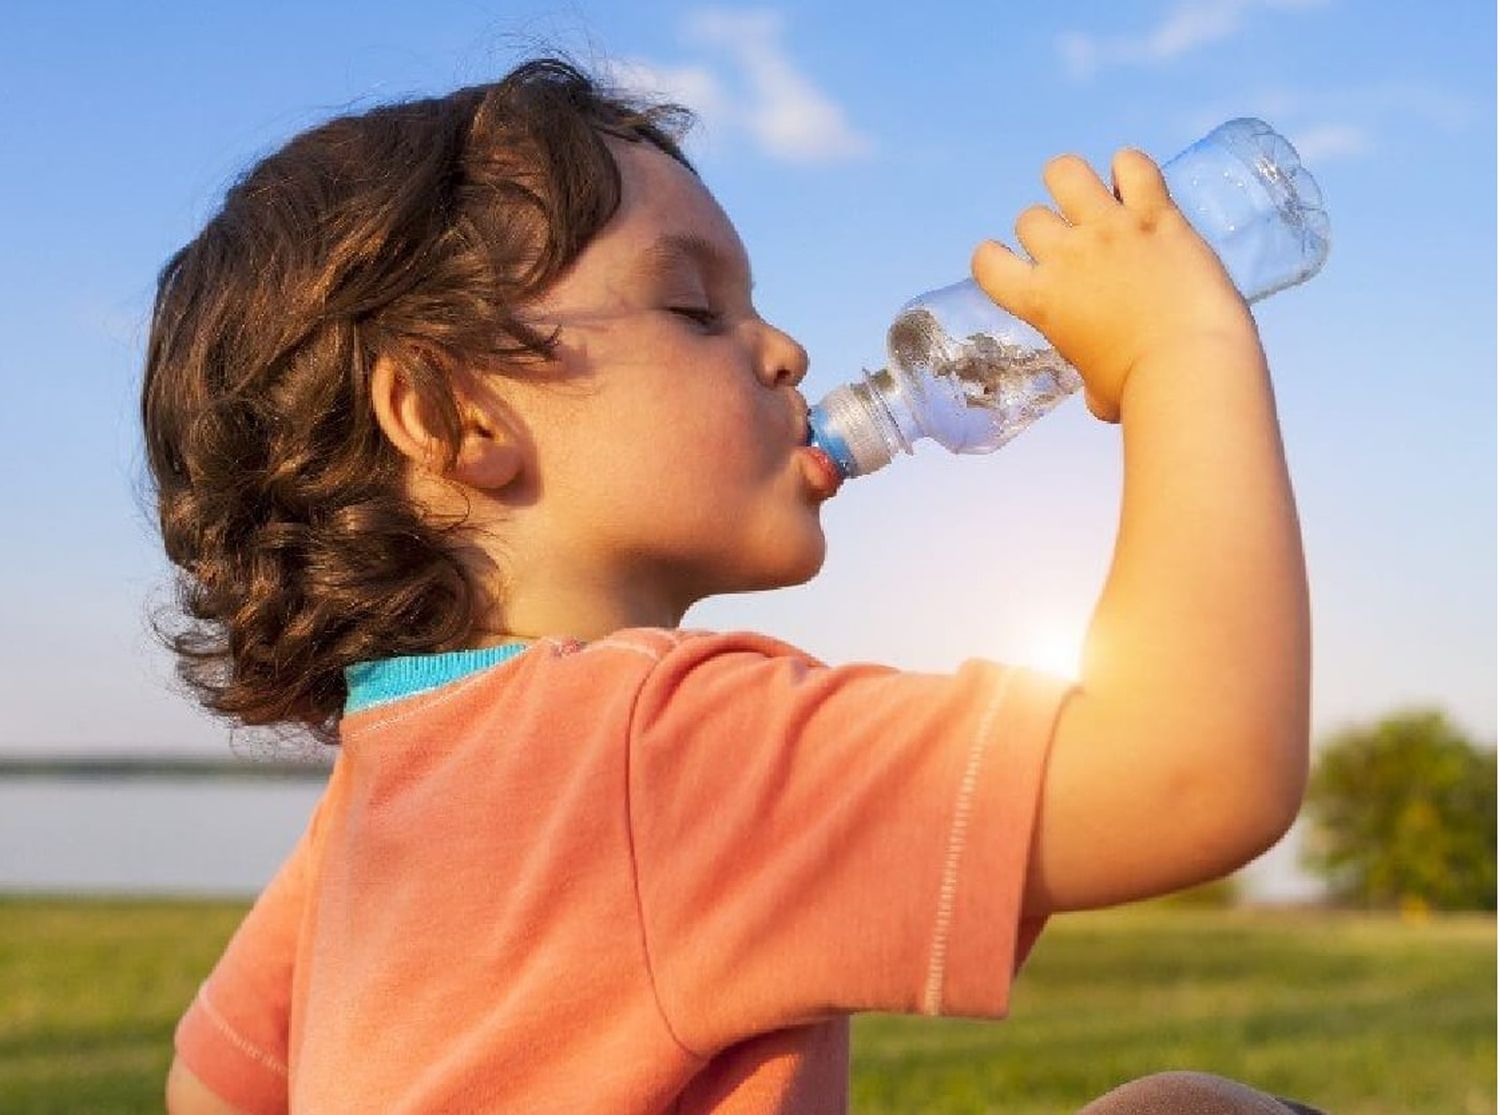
[173,789,328,1115]
[627,631,1077,1058]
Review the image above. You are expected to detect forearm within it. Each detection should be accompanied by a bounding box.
[1078,328,1312,833]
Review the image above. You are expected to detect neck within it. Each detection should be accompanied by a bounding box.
[467,564,698,646]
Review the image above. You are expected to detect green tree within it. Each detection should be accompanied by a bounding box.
[1299,707,1496,912]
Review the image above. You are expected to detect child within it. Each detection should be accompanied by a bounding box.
[148,57,1324,1115]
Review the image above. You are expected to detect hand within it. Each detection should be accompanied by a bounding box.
[970,147,1260,423]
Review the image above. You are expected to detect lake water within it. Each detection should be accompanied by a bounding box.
[0,778,1327,901]
[0,778,325,896]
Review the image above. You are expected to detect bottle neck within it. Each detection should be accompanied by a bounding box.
[808,366,917,479]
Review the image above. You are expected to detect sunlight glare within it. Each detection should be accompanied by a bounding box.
[1015,627,1085,683]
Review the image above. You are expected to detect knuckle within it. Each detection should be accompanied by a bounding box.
[1020,285,1048,328]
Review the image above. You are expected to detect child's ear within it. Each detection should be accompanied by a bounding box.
[370,355,523,491]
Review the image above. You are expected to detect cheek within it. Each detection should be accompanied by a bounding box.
[680,394,773,479]
[567,345,774,482]
[645,364,764,455]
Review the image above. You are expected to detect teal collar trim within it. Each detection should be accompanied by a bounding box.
[343,642,534,715]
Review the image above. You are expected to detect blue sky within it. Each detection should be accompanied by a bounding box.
[1,0,1494,758]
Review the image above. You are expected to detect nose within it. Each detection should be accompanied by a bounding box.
[757,321,809,389]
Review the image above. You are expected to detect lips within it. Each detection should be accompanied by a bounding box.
[798,444,842,498]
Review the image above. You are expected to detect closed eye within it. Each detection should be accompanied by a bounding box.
[668,306,722,329]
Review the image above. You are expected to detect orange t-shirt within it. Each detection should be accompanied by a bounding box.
[175,627,1076,1113]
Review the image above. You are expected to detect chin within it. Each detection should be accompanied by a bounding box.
[717,513,827,594]
[773,525,827,588]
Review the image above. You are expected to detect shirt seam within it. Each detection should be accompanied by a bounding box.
[623,630,710,1063]
[340,635,674,738]
[340,662,522,737]
[345,642,534,720]
[922,666,1015,1015]
[193,981,290,1079]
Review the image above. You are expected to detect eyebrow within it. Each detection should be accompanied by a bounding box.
[633,231,756,294]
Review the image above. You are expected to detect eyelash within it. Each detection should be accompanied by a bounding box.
[668,306,721,330]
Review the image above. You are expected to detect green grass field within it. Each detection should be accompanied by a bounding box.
[0,896,1491,1114]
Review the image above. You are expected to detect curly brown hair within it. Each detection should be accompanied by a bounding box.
[140,57,696,745]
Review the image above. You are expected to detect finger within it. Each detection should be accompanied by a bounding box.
[1042,153,1117,225]
[970,239,1038,324]
[1111,147,1172,215]
[1014,204,1070,263]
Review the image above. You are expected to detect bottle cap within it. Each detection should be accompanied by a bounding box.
[810,385,894,478]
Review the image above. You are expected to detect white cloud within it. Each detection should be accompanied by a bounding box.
[603,57,731,130]
[1175,80,1479,162]
[615,6,873,166]
[1139,0,1253,60]
[1331,81,1478,133]
[685,6,874,163]
[1287,122,1372,162]
[1055,33,1100,85]
[1059,0,1333,80]
[684,6,783,44]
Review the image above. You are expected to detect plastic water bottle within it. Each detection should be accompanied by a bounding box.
[806,118,1331,481]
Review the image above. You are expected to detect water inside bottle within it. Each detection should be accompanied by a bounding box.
[887,307,1084,446]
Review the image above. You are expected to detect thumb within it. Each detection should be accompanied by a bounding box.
[970,239,1036,324]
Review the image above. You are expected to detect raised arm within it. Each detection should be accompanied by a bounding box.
[972,148,1311,917]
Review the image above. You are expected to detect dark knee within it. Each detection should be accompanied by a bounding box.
[1080,1070,1313,1114]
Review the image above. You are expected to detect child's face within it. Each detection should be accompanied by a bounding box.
[487,136,830,637]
